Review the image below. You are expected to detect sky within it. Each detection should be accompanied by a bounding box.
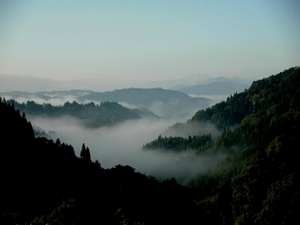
[0,0,300,89]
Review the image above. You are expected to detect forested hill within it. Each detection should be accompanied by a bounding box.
[1,87,210,119]
[144,67,300,152]
[143,67,300,225]
[191,67,300,129]
[9,100,157,128]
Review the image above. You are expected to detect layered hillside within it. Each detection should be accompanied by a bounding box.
[1,67,300,225]
[9,100,157,128]
[146,67,300,151]
[1,88,210,118]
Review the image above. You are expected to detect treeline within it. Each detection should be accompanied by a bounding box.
[191,67,300,129]
[143,134,213,152]
[9,100,142,128]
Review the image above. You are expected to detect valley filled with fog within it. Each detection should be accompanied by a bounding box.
[1,1,298,223]
[0,88,231,183]
[30,116,226,183]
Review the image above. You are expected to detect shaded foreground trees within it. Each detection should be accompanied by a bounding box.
[0,97,199,225]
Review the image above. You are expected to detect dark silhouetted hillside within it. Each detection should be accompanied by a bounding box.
[0,98,198,225]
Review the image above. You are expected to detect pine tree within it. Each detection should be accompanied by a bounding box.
[80,143,91,162]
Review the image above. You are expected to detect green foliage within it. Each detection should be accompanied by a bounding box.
[192,91,252,129]
[143,134,213,152]
[192,67,300,129]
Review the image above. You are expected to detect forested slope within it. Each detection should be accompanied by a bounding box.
[144,67,300,225]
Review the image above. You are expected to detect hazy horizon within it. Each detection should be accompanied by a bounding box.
[1,0,300,91]
[0,72,253,92]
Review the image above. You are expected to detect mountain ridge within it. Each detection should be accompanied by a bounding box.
[9,100,158,128]
[1,87,210,119]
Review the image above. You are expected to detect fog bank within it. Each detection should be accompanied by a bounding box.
[30,116,226,183]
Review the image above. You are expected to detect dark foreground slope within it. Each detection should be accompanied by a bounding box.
[144,67,300,225]
[0,98,198,225]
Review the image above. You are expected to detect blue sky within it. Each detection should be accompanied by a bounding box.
[0,0,299,86]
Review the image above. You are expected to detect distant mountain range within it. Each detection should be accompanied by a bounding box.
[175,77,250,96]
[1,88,210,119]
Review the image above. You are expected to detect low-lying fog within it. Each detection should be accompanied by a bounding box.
[30,116,226,183]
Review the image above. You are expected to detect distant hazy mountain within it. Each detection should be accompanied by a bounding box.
[1,88,210,119]
[79,88,210,118]
[10,100,158,128]
[176,77,250,96]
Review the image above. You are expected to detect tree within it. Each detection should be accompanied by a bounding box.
[80,143,91,162]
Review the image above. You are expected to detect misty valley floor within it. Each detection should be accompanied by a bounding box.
[30,116,225,182]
